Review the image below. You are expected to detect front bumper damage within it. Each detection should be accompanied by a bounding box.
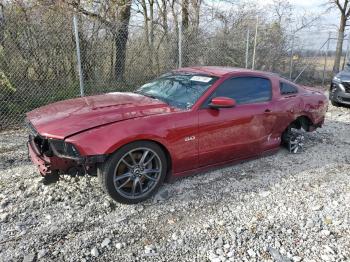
[28,139,77,176]
[27,130,107,177]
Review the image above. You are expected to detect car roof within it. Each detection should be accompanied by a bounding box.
[174,66,278,78]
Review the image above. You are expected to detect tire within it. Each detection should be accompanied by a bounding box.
[98,141,167,204]
[42,171,60,185]
[331,99,341,107]
[282,125,305,154]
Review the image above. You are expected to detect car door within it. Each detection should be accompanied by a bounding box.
[197,76,277,167]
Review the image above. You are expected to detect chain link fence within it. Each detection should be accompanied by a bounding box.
[0,3,347,130]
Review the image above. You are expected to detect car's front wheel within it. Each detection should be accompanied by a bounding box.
[331,99,341,107]
[98,141,167,204]
[329,85,341,107]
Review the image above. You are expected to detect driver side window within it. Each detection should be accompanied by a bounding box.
[203,76,272,107]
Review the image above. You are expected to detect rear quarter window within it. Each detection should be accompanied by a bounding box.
[280,82,298,95]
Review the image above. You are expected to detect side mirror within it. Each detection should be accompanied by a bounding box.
[209,97,236,109]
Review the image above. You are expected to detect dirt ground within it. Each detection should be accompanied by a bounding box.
[0,104,349,262]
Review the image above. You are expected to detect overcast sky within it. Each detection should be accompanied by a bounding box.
[267,0,340,31]
[284,0,343,50]
[209,0,342,50]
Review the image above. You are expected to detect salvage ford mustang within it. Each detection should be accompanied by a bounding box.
[26,67,328,204]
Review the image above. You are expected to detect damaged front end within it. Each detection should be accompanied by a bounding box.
[27,122,106,177]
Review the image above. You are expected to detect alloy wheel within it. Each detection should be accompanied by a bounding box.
[287,128,305,154]
[113,148,162,199]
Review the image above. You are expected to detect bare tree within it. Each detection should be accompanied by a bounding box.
[70,0,132,82]
[177,0,203,67]
[137,0,155,70]
[328,0,350,73]
[182,0,189,66]
[0,4,14,94]
[156,0,169,39]
[191,0,202,33]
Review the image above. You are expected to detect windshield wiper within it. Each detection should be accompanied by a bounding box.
[135,91,157,99]
[135,91,169,105]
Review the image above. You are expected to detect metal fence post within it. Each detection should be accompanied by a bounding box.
[289,34,295,79]
[245,28,250,68]
[252,16,258,70]
[73,13,84,97]
[178,19,182,68]
[322,32,331,88]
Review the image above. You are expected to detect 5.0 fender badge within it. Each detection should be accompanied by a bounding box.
[185,136,196,142]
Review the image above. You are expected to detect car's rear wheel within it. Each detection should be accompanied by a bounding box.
[98,141,167,204]
[282,126,305,154]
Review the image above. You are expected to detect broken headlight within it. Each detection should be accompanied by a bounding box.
[49,139,80,157]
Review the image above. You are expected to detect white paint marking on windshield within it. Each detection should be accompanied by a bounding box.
[190,76,212,83]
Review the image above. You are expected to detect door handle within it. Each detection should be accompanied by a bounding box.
[264,109,272,113]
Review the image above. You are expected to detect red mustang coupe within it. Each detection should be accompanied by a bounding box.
[26,67,328,204]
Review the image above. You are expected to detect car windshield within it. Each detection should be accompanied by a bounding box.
[135,73,218,109]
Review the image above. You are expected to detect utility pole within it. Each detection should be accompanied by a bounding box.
[252,16,258,70]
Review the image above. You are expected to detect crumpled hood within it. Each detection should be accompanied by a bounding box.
[26,92,175,139]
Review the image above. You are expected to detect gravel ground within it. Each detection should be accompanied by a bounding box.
[0,104,349,262]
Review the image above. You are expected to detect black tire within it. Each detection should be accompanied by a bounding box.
[41,171,60,185]
[98,141,167,204]
[331,99,341,107]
